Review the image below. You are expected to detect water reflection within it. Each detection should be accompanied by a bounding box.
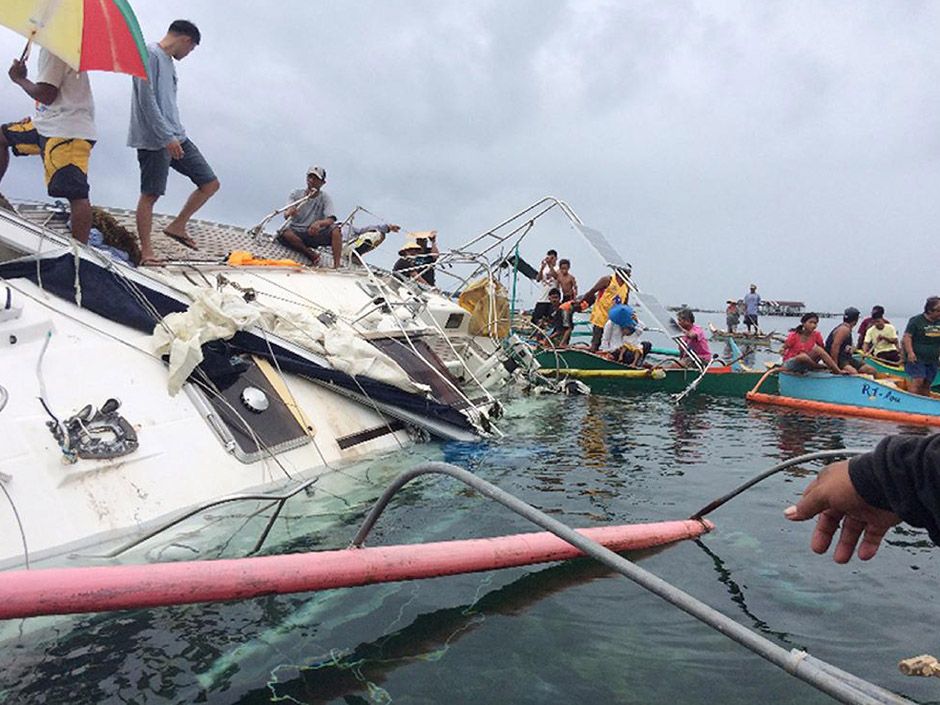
[577,395,612,467]
[774,413,820,456]
[666,396,711,466]
[693,540,795,645]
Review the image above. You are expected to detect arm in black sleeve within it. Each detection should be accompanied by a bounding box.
[849,434,940,543]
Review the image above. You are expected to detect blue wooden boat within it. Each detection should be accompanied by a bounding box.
[747,371,940,427]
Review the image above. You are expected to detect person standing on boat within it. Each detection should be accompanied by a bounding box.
[785,433,940,562]
[129,20,220,265]
[902,296,940,396]
[725,300,740,333]
[743,284,761,334]
[861,312,901,364]
[781,313,843,373]
[825,307,874,375]
[277,165,343,268]
[531,250,560,323]
[556,258,578,302]
[856,305,888,349]
[1,49,96,244]
[577,267,631,352]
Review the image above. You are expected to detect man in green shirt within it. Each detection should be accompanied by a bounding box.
[902,296,940,396]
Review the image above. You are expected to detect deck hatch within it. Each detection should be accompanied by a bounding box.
[188,360,311,463]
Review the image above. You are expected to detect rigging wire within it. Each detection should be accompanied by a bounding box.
[0,481,29,569]
[1,270,411,499]
[690,449,867,520]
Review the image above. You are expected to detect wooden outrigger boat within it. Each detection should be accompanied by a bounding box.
[853,353,940,389]
[708,322,780,348]
[747,370,940,427]
[535,348,778,396]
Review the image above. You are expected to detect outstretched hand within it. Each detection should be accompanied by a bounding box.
[784,460,900,563]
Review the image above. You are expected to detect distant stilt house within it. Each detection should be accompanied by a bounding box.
[760,300,805,316]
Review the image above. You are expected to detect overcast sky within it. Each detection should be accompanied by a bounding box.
[1,1,938,313]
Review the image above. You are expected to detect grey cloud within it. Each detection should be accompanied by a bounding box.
[1,0,938,312]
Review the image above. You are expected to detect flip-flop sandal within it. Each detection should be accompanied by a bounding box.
[163,230,199,250]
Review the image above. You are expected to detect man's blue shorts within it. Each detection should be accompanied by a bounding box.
[904,360,939,382]
[137,138,216,196]
[280,224,336,249]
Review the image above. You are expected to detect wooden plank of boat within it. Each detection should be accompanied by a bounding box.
[535,348,632,371]
[0,519,713,619]
[854,353,940,388]
[534,349,779,396]
[747,371,940,427]
[541,368,665,379]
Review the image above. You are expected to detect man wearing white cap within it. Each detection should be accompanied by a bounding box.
[278,165,342,267]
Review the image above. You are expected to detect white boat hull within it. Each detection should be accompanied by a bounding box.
[0,278,416,567]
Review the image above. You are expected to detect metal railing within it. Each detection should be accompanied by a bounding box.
[350,460,913,705]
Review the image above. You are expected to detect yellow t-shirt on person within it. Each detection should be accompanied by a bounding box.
[864,323,899,356]
[589,277,630,328]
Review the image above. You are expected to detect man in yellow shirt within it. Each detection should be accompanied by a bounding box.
[862,313,900,363]
[576,267,631,352]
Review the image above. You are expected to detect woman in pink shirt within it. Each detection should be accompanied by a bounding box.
[782,313,843,373]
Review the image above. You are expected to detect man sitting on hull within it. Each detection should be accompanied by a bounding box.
[277,165,342,268]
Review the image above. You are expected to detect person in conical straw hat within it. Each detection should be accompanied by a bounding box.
[393,230,439,286]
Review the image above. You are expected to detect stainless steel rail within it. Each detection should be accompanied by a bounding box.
[351,461,913,705]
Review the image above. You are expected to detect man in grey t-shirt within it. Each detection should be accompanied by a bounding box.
[743,284,761,334]
[276,165,343,268]
[128,20,219,265]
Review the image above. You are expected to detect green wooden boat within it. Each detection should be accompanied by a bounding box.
[854,354,940,389]
[535,349,778,396]
[707,322,781,348]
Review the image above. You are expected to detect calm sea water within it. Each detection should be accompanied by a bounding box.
[2,314,938,705]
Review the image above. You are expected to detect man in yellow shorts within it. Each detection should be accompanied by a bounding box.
[1,48,96,243]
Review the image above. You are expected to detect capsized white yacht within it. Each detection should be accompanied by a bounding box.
[0,200,537,569]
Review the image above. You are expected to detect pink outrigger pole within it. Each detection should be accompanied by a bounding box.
[0,519,711,620]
